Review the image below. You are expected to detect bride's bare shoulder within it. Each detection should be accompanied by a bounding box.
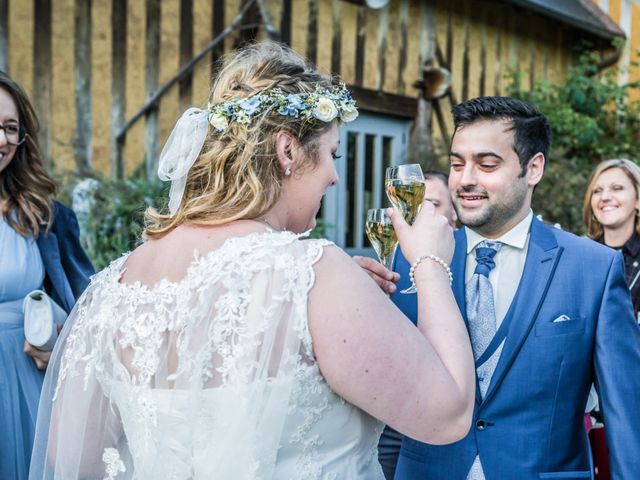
[312,244,379,293]
[122,221,265,285]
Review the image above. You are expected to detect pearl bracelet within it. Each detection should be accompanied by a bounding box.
[409,254,453,290]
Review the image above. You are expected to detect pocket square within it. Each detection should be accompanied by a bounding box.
[552,314,571,323]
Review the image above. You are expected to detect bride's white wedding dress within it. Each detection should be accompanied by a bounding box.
[30,231,385,479]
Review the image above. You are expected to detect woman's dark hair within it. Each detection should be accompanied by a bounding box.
[452,96,552,176]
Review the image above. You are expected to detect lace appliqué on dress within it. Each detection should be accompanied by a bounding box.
[46,231,384,479]
[102,448,126,479]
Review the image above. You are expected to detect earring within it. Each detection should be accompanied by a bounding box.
[284,167,292,177]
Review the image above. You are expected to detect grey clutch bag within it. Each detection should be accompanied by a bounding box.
[22,290,66,351]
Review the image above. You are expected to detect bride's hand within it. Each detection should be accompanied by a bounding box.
[390,200,454,266]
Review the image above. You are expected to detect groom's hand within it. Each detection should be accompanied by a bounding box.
[353,256,399,294]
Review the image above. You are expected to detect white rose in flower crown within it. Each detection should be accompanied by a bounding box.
[313,97,338,122]
[340,104,358,122]
[209,112,229,132]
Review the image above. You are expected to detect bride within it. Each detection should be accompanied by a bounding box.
[29,42,474,479]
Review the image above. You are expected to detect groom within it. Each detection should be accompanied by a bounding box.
[370,96,640,479]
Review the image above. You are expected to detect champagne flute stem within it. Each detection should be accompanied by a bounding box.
[382,245,398,271]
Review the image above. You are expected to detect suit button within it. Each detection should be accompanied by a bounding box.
[476,420,486,430]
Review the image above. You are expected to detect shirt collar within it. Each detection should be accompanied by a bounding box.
[623,231,640,257]
[465,210,533,254]
[596,230,640,257]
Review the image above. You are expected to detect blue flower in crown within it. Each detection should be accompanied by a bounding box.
[239,97,261,115]
[207,83,358,133]
[287,94,306,110]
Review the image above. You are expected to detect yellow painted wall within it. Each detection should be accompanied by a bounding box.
[1,0,599,175]
[596,0,640,102]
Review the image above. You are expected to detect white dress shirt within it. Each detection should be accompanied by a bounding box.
[464,210,533,327]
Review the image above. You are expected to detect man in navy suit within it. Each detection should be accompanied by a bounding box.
[367,96,640,479]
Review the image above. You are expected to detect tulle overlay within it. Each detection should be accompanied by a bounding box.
[30,231,384,479]
[0,317,45,479]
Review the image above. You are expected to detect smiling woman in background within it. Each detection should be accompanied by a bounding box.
[0,71,93,479]
[584,158,640,319]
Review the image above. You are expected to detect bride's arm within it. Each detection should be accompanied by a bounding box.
[308,205,475,445]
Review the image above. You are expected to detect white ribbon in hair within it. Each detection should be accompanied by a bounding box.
[157,107,210,215]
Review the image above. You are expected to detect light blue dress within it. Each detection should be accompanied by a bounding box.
[0,217,45,479]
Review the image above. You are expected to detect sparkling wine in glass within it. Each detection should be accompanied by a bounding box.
[365,208,398,272]
[385,164,426,225]
[385,164,425,294]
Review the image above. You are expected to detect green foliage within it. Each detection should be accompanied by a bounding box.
[62,172,329,270]
[71,176,168,270]
[507,47,640,234]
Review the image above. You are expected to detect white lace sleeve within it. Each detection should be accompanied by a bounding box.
[29,233,335,480]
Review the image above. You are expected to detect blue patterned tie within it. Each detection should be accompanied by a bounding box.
[465,241,502,397]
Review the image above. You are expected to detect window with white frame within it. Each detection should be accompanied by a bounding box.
[322,111,411,255]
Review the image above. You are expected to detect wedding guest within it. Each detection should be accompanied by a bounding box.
[584,158,640,318]
[424,171,457,227]
[0,71,93,479]
[29,42,475,479]
[362,97,640,479]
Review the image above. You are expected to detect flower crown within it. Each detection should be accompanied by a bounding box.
[207,83,358,133]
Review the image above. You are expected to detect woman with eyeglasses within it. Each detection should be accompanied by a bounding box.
[0,71,94,479]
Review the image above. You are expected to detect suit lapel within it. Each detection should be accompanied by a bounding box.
[36,229,71,312]
[452,228,468,322]
[451,229,485,402]
[481,218,563,405]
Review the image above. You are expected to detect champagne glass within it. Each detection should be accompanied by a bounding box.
[385,164,425,294]
[365,208,398,272]
[385,164,426,225]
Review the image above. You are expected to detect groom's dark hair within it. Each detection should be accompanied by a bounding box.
[451,96,552,177]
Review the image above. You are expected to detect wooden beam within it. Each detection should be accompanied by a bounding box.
[355,5,365,86]
[331,0,341,74]
[350,85,416,119]
[411,0,436,168]
[33,0,52,166]
[376,5,389,92]
[74,0,92,173]
[145,0,160,179]
[238,0,259,47]
[280,0,291,46]
[397,0,408,94]
[479,7,487,97]
[0,0,7,72]
[112,0,126,178]
[461,3,470,101]
[494,8,503,96]
[116,1,255,143]
[307,0,317,65]
[211,0,224,81]
[179,0,193,110]
[445,3,452,69]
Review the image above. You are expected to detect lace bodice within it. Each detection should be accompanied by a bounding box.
[32,231,384,480]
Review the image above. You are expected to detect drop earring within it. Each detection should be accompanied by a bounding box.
[284,167,292,177]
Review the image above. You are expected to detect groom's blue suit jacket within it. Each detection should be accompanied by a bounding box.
[390,217,640,480]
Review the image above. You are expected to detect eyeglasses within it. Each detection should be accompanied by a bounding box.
[0,123,26,146]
